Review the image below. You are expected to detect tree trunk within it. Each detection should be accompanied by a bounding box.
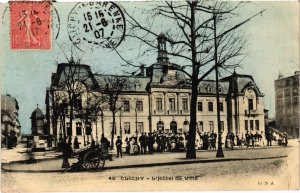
[101,111,104,136]
[186,82,198,159]
[69,102,73,145]
[186,2,198,159]
[95,117,99,144]
[111,112,116,149]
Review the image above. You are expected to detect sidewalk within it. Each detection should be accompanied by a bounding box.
[1,146,292,173]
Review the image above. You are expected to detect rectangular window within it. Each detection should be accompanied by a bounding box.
[208,102,213,112]
[209,121,214,132]
[136,101,143,112]
[220,121,224,132]
[169,98,176,111]
[198,121,203,132]
[124,122,130,134]
[66,122,72,136]
[110,122,117,134]
[285,89,290,96]
[137,122,144,134]
[156,98,162,111]
[197,102,203,112]
[248,99,253,111]
[74,97,82,110]
[293,97,298,105]
[85,122,91,135]
[123,101,130,112]
[255,120,259,130]
[182,98,188,111]
[285,98,291,106]
[250,120,254,130]
[76,122,82,136]
[219,102,224,112]
[245,120,248,131]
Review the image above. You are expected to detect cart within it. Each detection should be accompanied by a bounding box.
[65,144,107,172]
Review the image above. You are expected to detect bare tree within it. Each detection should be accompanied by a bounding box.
[80,91,108,144]
[123,1,265,158]
[98,75,138,149]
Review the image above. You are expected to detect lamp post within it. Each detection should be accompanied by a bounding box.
[135,107,138,139]
[213,13,224,158]
[119,107,123,141]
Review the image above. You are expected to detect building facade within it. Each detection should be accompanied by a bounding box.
[46,35,265,147]
[275,71,300,138]
[1,94,21,147]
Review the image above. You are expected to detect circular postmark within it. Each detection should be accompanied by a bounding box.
[52,6,60,40]
[67,2,126,51]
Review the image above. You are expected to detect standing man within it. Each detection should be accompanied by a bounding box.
[148,133,154,154]
[139,132,146,154]
[245,131,250,148]
[116,136,122,158]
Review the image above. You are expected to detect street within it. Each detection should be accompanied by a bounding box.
[2,141,299,192]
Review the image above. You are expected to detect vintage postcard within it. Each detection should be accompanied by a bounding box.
[0,0,299,192]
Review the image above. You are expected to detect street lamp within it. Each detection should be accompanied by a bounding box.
[213,13,224,158]
[135,106,138,139]
[119,107,123,141]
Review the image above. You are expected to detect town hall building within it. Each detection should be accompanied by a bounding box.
[45,34,265,147]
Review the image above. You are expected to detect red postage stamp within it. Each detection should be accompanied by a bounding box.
[10,1,52,50]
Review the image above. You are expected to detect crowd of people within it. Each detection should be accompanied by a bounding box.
[124,132,187,155]
[71,130,289,157]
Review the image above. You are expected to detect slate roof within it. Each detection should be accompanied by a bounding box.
[94,74,150,92]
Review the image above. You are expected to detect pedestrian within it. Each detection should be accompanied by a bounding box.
[144,132,148,154]
[254,131,259,147]
[260,131,266,147]
[73,136,79,149]
[267,131,273,146]
[251,132,255,148]
[203,132,209,150]
[100,134,109,154]
[91,139,96,149]
[139,132,146,154]
[245,131,250,148]
[148,133,154,154]
[115,136,122,158]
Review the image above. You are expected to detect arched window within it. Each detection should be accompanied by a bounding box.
[157,121,164,131]
[170,121,177,134]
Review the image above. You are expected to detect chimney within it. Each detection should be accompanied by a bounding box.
[140,64,146,77]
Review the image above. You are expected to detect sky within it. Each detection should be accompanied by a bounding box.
[1,1,299,134]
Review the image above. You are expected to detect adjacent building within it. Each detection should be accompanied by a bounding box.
[45,34,265,147]
[275,71,300,138]
[30,105,46,135]
[1,94,21,147]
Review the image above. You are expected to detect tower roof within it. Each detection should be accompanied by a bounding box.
[30,105,45,119]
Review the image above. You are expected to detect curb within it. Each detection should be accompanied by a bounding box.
[1,155,288,173]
